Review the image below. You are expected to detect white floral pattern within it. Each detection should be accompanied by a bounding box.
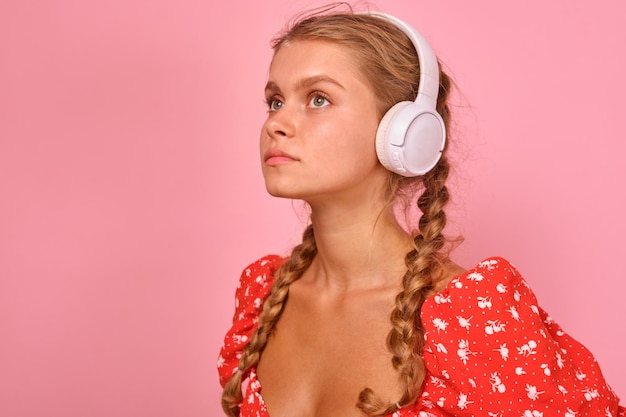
[218,256,624,417]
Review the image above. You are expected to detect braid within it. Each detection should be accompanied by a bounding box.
[356,158,450,416]
[221,225,317,416]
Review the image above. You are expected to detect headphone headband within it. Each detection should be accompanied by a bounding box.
[366,11,440,107]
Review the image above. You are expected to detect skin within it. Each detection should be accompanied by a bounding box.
[256,40,464,417]
[261,40,386,210]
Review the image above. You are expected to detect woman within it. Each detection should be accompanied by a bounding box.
[218,5,624,417]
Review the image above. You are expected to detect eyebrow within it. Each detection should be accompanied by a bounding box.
[264,75,346,94]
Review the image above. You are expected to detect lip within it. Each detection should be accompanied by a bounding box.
[263,149,298,166]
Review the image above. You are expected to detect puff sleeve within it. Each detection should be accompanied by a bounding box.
[217,255,283,388]
[417,257,624,417]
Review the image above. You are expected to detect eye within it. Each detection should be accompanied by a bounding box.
[266,98,283,112]
[309,93,330,108]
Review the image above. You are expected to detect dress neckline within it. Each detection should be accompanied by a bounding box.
[245,257,505,417]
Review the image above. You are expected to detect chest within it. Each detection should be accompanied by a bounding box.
[256,285,402,417]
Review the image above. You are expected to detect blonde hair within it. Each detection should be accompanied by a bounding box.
[222,4,453,416]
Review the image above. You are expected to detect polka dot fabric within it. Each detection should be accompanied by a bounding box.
[218,256,624,417]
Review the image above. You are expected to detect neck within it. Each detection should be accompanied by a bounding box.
[306,202,413,293]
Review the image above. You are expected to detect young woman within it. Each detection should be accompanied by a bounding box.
[218,5,624,417]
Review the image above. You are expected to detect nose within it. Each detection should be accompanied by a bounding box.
[264,106,296,139]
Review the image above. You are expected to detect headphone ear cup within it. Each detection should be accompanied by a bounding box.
[376,100,446,177]
[376,101,412,174]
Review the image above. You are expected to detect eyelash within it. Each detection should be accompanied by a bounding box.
[264,97,282,112]
[264,91,331,112]
[308,91,330,108]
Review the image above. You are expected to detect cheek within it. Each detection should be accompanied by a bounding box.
[320,130,379,175]
[259,127,270,155]
[344,120,380,162]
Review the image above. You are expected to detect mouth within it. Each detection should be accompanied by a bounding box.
[264,149,298,166]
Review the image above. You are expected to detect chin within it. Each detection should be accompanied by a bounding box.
[264,182,300,199]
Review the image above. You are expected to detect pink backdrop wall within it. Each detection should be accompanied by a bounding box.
[1,1,624,416]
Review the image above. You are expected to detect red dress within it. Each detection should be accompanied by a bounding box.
[218,255,624,416]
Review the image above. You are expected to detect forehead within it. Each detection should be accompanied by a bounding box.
[268,40,365,85]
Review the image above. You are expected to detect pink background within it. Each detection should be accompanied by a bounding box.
[1,1,624,416]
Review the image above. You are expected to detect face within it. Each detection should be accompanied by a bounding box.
[260,40,388,208]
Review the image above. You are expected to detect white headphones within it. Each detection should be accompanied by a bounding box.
[367,12,446,177]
